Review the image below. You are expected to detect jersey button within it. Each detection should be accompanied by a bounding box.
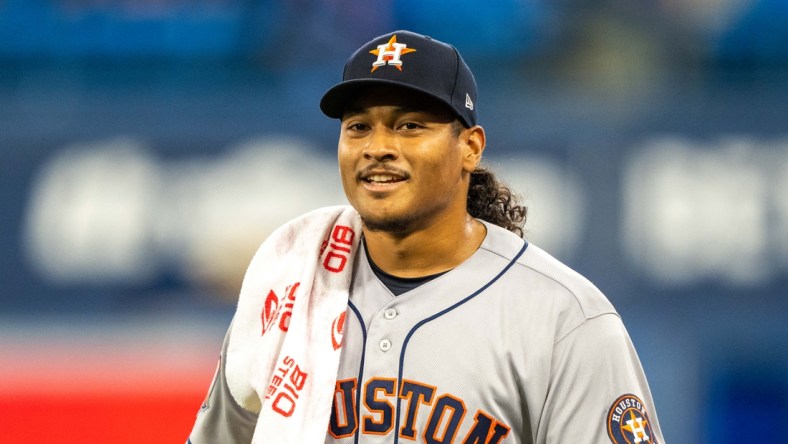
[379,339,392,352]
[384,308,398,320]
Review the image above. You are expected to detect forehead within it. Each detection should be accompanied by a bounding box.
[342,85,455,120]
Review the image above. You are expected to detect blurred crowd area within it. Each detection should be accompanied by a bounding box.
[2,0,788,64]
[1,1,788,443]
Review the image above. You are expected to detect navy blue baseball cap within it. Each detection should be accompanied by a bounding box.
[320,30,478,128]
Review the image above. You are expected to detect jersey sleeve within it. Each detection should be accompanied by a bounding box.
[188,320,258,444]
[536,313,664,444]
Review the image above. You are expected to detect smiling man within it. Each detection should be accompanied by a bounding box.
[188,30,664,444]
[336,86,487,277]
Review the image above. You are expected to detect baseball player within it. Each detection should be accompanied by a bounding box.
[188,30,664,444]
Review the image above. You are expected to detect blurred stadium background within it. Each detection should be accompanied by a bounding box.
[1,0,787,442]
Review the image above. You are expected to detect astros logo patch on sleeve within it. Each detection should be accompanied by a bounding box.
[606,394,656,444]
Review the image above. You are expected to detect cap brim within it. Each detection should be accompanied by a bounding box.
[320,78,466,125]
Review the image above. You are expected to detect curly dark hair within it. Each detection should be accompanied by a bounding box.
[467,165,527,238]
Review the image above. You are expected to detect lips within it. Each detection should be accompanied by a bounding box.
[357,167,409,185]
[364,174,405,184]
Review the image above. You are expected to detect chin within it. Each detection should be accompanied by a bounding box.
[359,211,416,234]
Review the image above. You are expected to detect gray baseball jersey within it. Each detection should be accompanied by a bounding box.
[189,219,663,444]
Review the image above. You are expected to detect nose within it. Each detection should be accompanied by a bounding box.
[363,127,399,162]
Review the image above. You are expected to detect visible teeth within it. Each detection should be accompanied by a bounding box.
[367,174,400,183]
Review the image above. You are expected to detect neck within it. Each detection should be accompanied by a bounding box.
[362,213,487,278]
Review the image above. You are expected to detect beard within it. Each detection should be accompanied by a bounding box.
[356,196,458,236]
[360,211,418,234]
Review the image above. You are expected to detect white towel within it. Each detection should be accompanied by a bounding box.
[225,205,361,443]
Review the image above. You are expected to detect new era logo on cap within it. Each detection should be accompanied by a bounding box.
[320,30,479,128]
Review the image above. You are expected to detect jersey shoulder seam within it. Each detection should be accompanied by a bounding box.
[552,312,622,346]
[509,256,613,318]
[481,243,618,343]
[480,244,587,313]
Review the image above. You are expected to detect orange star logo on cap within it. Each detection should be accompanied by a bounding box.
[369,34,417,72]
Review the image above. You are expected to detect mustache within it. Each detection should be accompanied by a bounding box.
[356,164,411,180]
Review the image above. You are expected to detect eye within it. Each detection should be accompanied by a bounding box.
[345,122,369,132]
[399,122,424,131]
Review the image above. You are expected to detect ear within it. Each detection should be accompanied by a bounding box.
[460,125,486,173]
